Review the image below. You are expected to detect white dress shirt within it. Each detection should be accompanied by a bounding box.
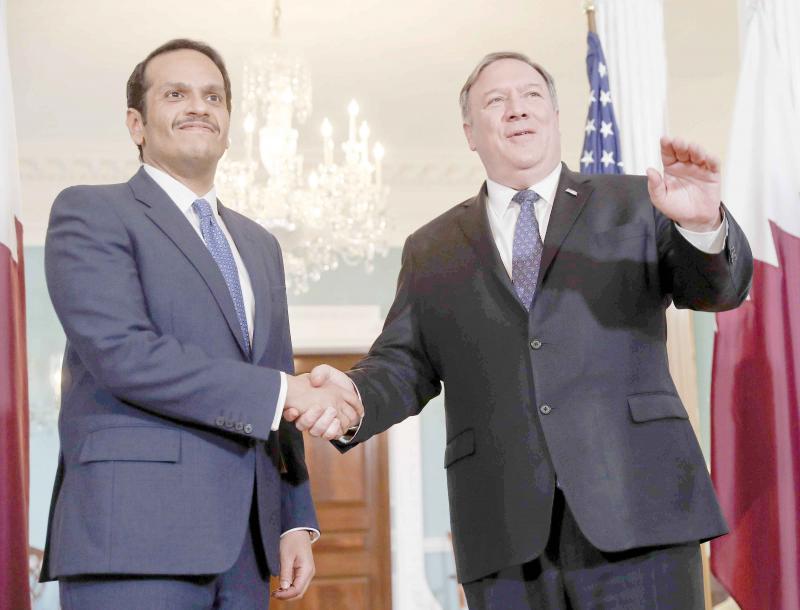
[484,163,728,279]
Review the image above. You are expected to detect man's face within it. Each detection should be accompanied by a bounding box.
[127,49,229,173]
[463,59,561,187]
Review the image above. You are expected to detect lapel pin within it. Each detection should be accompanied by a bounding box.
[565,188,578,197]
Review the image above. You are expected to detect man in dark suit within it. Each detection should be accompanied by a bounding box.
[40,39,360,609]
[296,52,753,608]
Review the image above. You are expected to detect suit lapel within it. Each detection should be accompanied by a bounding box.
[456,184,527,314]
[128,168,250,358]
[538,165,594,291]
[218,203,272,364]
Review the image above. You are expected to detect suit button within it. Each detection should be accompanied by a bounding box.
[539,404,552,415]
[244,424,253,434]
[215,416,225,427]
[530,339,542,350]
[225,420,234,429]
[235,422,244,432]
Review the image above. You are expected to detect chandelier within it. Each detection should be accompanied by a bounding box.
[218,0,388,293]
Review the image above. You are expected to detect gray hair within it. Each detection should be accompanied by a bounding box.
[459,51,558,123]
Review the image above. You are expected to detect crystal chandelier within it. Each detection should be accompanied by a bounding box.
[218,0,388,293]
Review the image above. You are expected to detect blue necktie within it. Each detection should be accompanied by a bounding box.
[511,190,543,311]
[192,198,251,355]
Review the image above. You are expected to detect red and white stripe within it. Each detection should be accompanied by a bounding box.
[711,1,800,609]
[0,1,31,608]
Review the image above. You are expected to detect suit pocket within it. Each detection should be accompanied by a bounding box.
[628,393,689,423]
[594,221,648,247]
[79,426,181,463]
[444,428,475,468]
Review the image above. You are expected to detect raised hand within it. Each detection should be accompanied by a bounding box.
[283,373,363,440]
[646,136,723,232]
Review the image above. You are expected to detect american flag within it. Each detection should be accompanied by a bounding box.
[580,31,623,174]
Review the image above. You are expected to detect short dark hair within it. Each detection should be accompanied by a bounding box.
[126,38,232,160]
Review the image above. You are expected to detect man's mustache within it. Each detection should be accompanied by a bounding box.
[174,118,218,132]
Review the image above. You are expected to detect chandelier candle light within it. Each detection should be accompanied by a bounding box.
[218,0,388,294]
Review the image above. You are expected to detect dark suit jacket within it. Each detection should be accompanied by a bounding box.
[342,164,753,583]
[40,167,317,580]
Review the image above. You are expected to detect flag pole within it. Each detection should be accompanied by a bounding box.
[583,0,597,33]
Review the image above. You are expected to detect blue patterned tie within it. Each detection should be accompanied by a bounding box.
[511,190,543,311]
[192,198,251,355]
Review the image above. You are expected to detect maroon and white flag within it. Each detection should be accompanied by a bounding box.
[711,1,800,609]
[0,2,31,609]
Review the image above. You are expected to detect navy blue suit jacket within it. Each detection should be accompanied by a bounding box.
[341,165,753,583]
[40,167,317,580]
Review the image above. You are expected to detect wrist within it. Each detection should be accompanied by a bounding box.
[284,374,309,408]
[677,207,723,233]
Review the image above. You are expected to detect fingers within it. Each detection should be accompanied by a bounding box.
[294,405,323,432]
[289,554,315,598]
[283,407,300,422]
[277,545,295,595]
[323,418,344,440]
[272,562,314,600]
[308,406,340,438]
[309,364,333,388]
[661,136,720,173]
[660,136,678,167]
[687,142,720,173]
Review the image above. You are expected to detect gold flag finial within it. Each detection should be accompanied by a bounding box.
[583,0,597,32]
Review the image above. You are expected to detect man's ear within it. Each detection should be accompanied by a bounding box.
[126,108,145,147]
[463,121,477,152]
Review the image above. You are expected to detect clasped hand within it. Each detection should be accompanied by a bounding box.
[283,369,363,440]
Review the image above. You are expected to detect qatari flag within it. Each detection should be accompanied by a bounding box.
[711,1,800,609]
[0,2,31,609]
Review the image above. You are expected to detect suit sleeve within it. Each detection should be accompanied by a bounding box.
[45,186,281,441]
[657,202,753,311]
[337,236,442,451]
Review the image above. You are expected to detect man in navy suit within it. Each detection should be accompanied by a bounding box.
[299,52,753,609]
[40,39,361,609]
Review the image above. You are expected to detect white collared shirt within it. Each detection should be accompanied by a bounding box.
[484,164,727,278]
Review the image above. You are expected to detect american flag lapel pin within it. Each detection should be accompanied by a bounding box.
[565,188,578,197]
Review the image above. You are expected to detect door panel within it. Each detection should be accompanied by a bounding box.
[271,354,391,610]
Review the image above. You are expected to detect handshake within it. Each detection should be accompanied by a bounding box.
[283,365,364,440]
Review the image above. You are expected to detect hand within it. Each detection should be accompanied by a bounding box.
[272,530,315,601]
[283,373,362,440]
[310,364,364,439]
[646,136,722,232]
[309,364,357,393]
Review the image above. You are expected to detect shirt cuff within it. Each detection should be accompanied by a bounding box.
[280,527,321,544]
[272,372,288,431]
[674,211,728,254]
[337,377,363,444]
